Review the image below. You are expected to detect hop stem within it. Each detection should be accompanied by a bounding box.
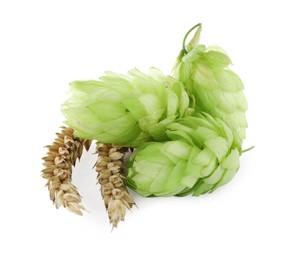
[242,146,255,153]
[182,23,202,54]
[42,127,91,215]
[95,142,135,228]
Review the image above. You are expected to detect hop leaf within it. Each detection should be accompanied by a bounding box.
[62,68,193,147]
[126,113,240,197]
[174,27,247,150]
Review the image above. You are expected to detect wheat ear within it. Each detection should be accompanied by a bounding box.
[95,142,135,228]
[42,127,91,215]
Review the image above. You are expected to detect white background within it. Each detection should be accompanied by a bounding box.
[1,0,290,259]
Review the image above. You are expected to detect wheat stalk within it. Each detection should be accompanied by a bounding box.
[95,142,135,228]
[42,127,91,215]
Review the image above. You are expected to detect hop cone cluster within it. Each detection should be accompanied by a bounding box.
[62,68,193,147]
[127,113,239,196]
[54,23,248,212]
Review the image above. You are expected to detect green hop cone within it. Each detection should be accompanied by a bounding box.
[62,68,193,147]
[173,24,247,150]
[126,113,240,197]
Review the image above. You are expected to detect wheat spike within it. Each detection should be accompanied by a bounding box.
[42,127,91,215]
[95,143,135,228]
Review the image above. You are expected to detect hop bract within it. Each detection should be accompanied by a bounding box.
[62,68,193,147]
[174,25,247,150]
[126,113,240,197]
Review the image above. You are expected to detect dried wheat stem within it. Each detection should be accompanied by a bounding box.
[95,142,135,228]
[42,127,91,215]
